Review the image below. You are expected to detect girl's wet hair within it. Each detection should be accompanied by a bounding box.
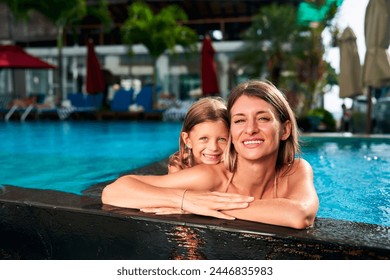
[168,96,229,170]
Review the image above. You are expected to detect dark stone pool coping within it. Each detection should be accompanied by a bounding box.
[1,159,389,260]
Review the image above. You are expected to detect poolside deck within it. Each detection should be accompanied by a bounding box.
[1,159,389,260]
[0,108,164,121]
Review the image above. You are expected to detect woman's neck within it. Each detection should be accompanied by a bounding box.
[232,156,277,198]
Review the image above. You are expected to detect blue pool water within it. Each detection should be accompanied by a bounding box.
[301,136,390,227]
[0,121,182,194]
[0,121,389,227]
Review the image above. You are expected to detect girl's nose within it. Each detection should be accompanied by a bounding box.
[208,140,219,151]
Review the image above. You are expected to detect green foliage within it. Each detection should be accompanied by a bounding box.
[235,2,342,117]
[2,0,112,101]
[3,0,87,27]
[307,107,336,131]
[121,1,198,60]
[235,4,306,84]
[120,1,198,105]
[84,0,113,31]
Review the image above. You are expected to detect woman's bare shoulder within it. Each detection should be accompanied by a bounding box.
[281,158,313,176]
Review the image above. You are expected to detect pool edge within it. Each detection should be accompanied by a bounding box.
[0,185,389,260]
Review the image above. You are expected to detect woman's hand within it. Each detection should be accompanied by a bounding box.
[141,190,254,220]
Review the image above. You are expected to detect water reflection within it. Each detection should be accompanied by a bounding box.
[168,225,206,260]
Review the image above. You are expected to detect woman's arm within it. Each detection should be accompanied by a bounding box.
[223,159,319,229]
[102,164,254,220]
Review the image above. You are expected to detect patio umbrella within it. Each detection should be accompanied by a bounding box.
[201,34,219,96]
[339,27,362,98]
[362,0,390,133]
[0,45,56,69]
[86,39,105,94]
[0,45,56,100]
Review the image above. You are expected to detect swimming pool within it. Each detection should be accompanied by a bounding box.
[0,121,182,194]
[301,135,390,227]
[1,121,389,227]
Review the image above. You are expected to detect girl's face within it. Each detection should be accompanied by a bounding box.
[230,95,290,161]
[182,120,229,165]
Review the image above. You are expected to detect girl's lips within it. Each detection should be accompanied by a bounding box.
[203,153,221,159]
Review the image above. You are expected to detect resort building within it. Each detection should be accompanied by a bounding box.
[0,0,302,102]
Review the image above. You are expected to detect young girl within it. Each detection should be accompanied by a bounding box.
[167,96,229,173]
[102,81,319,229]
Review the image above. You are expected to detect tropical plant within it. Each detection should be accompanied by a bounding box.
[234,4,305,87]
[121,1,198,106]
[308,107,336,131]
[234,2,341,117]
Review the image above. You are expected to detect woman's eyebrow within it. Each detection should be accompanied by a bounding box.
[232,110,269,116]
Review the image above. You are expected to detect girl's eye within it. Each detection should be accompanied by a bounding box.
[218,138,227,143]
[199,137,208,142]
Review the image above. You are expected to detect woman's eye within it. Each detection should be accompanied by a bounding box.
[199,137,208,142]
[233,119,245,124]
[258,116,270,121]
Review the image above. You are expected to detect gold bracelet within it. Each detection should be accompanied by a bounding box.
[180,189,188,213]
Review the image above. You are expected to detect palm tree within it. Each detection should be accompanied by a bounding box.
[121,1,198,106]
[234,2,340,116]
[2,0,112,103]
[234,4,304,87]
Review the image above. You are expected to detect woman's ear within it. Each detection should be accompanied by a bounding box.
[181,132,192,148]
[280,120,292,141]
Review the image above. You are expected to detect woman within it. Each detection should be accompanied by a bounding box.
[102,80,319,229]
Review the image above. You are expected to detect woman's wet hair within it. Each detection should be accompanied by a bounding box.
[224,80,300,173]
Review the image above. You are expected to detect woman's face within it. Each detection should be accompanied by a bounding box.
[182,120,229,165]
[230,95,289,161]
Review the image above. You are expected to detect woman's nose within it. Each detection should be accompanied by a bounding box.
[245,119,259,135]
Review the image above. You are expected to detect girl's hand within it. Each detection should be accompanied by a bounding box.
[142,190,254,220]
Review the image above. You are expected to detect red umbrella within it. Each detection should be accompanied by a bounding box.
[86,39,105,94]
[0,45,56,69]
[201,34,219,96]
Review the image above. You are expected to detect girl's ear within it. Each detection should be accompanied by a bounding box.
[181,132,192,148]
[280,120,292,141]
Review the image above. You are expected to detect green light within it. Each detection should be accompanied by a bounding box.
[297,0,344,26]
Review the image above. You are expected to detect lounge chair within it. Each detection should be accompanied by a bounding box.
[110,89,133,112]
[65,92,103,119]
[134,84,165,119]
[162,100,193,121]
[2,93,57,121]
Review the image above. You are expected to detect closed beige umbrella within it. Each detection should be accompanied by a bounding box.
[362,0,390,88]
[339,27,363,98]
[362,0,390,133]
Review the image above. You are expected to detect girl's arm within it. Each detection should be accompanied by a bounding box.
[102,164,254,220]
[222,159,319,229]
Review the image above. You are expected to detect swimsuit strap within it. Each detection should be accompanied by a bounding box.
[224,172,234,193]
[273,170,278,199]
